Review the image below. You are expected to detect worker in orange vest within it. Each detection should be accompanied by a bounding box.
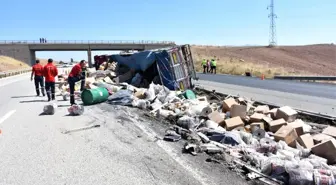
[43,58,58,101]
[31,60,45,96]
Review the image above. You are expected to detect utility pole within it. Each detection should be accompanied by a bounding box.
[268,0,277,47]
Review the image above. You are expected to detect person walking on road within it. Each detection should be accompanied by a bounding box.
[207,60,211,73]
[202,59,207,73]
[31,60,45,96]
[68,60,87,105]
[210,58,217,74]
[43,58,58,101]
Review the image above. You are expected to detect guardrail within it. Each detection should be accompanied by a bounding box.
[274,75,336,81]
[0,68,31,78]
[0,40,176,44]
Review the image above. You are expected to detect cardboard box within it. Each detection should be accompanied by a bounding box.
[230,104,247,119]
[222,98,238,112]
[297,134,314,149]
[267,108,278,119]
[254,105,270,114]
[274,125,298,148]
[269,118,287,133]
[276,106,298,123]
[262,117,273,130]
[313,133,333,145]
[311,139,336,164]
[322,126,336,138]
[224,116,244,131]
[208,112,225,127]
[250,122,265,130]
[134,89,146,99]
[250,113,266,122]
[104,76,113,84]
[287,121,304,136]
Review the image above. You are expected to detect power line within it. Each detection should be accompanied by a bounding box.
[268,0,277,46]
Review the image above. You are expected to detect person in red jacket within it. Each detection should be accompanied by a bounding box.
[31,60,45,96]
[68,60,87,105]
[43,58,58,101]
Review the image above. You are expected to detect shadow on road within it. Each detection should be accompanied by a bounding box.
[20,100,47,103]
[11,95,37,98]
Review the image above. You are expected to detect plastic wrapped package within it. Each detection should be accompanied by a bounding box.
[261,156,286,176]
[313,169,335,185]
[157,86,170,103]
[277,149,296,160]
[256,138,277,154]
[132,99,150,110]
[177,116,196,130]
[239,131,253,145]
[247,151,269,169]
[287,168,314,185]
[68,104,84,116]
[144,83,156,101]
[107,90,134,106]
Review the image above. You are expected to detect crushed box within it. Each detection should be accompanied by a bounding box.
[230,104,247,119]
[208,112,225,127]
[287,121,304,136]
[224,116,244,131]
[297,133,314,149]
[313,133,333,145]
[254,105,270,114]
[269,118,287,133]
[276,106,297,123]
[274,125,298,148]
[250,113,266,123]
[311,139,336,164]
[322,126,336,138]
[222,98,238,112]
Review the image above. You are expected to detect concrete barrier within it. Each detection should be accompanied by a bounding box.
[0,68,31,79]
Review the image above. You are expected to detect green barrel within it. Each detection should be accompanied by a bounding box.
[81,87,109,105]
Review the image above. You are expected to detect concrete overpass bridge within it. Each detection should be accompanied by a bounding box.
[0,40,176,66]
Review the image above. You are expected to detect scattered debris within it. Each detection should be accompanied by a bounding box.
[61,124,100,134]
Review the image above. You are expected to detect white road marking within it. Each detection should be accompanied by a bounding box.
[0,110,16,125]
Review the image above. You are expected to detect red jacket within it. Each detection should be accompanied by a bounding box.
[32,64,44,76]
[69,64,82,78]
[43,63,58,82]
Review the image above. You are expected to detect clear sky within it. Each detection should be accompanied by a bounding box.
[0,0,335,61]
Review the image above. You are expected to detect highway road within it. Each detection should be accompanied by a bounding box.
[196,73,336,116]
[197,73,336,99]
[0,73,248,185]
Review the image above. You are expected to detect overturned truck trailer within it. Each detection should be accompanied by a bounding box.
[109,44,197,91]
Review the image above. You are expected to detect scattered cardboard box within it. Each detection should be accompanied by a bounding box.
[208,112,225,127]
[230,105,247,119]
[312,133,333,145]
[254,105,270,114]
[268,108,278,119]
[269,118,287,133]
[224,116,244,131]
[222,98,238,112]
[297,133,314,149]
[287,121,304,136]
[262,117,273,130]
[311,139,336,164]
[322,126,336,138]
[276,106,297,123]
[274,125,298,148]
[250,113,266,123]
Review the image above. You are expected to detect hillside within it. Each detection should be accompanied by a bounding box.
[191,44,336,77]
[0,55,30,72]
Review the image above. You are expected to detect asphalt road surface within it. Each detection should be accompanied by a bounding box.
[196,74,336,116]
[0,73,248,185]
[197,73,336,99]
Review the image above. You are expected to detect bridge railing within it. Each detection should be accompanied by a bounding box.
[0,40,176,44]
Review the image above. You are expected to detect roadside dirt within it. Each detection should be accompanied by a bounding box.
[0,55,30,72]
[192,44,336,76]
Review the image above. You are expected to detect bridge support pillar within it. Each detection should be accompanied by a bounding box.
[29,50,36,66]
[87,49,92,68]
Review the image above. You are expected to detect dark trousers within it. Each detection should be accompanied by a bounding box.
[34,76,45,96]
[68,76,81,105]
[210,66,217,74]
[203,65,207,73]
[45,81,55,101]
[80,71,86,91]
